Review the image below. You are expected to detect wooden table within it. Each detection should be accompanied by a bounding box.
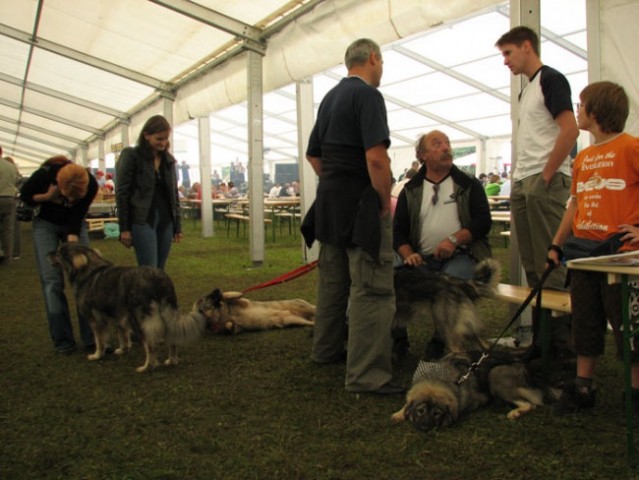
[264,198,300,237]
[181,198,235,225]
[568,251,639,466]
[185,197,300,240]
[490,211,511,223]
[88,201,117,217]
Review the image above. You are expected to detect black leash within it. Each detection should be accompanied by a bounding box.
[456,262,557,385]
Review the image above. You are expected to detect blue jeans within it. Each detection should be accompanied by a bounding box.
[32,217,94,351]
[131,208,174,270]
[418,249,477,280]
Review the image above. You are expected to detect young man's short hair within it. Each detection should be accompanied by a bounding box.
[495,26,540,56]
[580,81,629,134]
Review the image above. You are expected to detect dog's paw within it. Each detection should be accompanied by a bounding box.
[164,357,179,366]
[506,403,535,420]
[87,353,102,361]
[114,347,126,355]
[391,408,406,423]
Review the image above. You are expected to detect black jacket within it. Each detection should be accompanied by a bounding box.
[393,164,492,261]
[115,146,181,233]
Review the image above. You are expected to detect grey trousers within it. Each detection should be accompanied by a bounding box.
[312,214,396,391]
[0,197,16,263]
[511,172,570,291]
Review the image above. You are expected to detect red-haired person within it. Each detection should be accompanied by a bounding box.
[20,157,98,354]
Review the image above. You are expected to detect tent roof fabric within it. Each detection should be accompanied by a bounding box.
[0,0,590,174]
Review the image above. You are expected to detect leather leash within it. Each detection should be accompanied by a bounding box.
[456,262,557,385]
[242,260,319,294]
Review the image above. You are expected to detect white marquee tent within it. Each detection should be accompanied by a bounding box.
[3,0,637,176]
[1,0,638,263]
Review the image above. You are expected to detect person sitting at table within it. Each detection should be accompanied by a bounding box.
[104,173,115,193]
[393,130,492,360]
[226,181,240,199]
[278,183,293,197]
[484,174,502,196]
[188,182,201,199]
[499,171,511,197]
[268,183,281,198]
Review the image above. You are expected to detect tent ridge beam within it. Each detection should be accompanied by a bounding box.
[391,45,510,103]
[149,0,263,44]
[0,125,73,151]
[0,23,170,92]
[0,72,127,119]
[0,97,104,135]
[0,113,87,145]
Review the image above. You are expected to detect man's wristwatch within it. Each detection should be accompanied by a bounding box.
[447,234,458,246]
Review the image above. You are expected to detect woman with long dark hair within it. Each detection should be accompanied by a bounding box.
[115,115,182,269]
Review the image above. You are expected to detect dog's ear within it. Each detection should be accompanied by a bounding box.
[211,288,223,306]
[71,251,90,270]
[222,291,243,301]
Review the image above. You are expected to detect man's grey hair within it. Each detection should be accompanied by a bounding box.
[344,38,381,69]
[415,134,427,162]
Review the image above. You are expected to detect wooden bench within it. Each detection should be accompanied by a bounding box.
[225,213,272,237]
[499,230,510,247]
[495,283,571,364]
[86,217,118,233]
[274,212,294,235]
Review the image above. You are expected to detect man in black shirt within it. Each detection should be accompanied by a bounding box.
[302,38,401,394]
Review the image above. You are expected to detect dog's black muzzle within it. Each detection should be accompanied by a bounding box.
[405,400,454,432]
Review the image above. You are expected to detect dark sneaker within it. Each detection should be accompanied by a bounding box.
[348,382,406,395]
[553,381,596,415]
[312,350,346,365]
[55,345,77,355]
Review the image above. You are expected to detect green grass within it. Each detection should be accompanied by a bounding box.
[0,220,637,479]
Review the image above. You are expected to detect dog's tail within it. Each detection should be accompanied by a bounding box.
[165,310,208,346]
[469,258,501,300]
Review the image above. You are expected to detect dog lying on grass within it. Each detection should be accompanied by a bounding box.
[194,288,315,334]
[48,243,207,372]
[391,352,561,432]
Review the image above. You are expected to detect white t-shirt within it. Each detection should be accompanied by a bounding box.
[268,186,280,198]
[514,66,573,181]
[417,176,461,255]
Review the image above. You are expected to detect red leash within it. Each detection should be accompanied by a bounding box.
[242,260,319,294]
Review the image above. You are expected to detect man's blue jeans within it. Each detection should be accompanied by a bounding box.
[418,250,477,280]
[32,217,94,351]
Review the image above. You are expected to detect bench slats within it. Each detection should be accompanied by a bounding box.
[86,217,118,232]
[496,283,571,313]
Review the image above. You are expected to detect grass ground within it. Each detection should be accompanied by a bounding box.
[1,219,637,479]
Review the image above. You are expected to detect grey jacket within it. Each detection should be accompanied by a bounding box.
[393,164,492,261]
